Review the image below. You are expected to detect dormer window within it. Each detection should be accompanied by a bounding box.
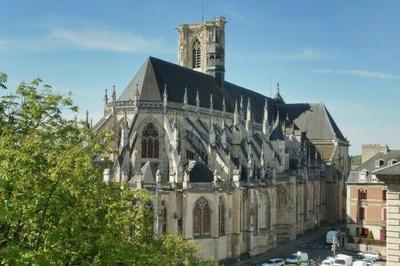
[372,175,379,182]
[375,159,384,168]
[360,169,368,182]
[388,159,398,166]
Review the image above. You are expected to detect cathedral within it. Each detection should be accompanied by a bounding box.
[94,17,350,261]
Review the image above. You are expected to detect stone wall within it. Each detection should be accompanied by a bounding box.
[386,191,400,264]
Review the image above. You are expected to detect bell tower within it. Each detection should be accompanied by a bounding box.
[177,16,226,75]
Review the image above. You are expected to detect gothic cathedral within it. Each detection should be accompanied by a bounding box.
[94,17,350,260]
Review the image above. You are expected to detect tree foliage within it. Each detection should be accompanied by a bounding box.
[0,74,208,265]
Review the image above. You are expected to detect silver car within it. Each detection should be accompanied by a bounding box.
[262,258,285,266]
[357,251,382,261]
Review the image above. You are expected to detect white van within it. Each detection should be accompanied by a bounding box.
[285,251,309,264]
[326,230,340,247]
[334,254,352,266]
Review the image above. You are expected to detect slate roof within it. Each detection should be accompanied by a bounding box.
[278,103,345,141]
[373,161,400,176]
[355,150,400,172]
[118,56,346,142]
[185,160,213,182]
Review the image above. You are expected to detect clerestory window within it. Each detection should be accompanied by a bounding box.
[141,122,159,158]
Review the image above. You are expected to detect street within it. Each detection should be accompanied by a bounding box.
[228,227,386,266]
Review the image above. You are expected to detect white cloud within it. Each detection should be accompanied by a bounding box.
[50,28,165,53]
[282,48,329,61]
[313,68,400,80]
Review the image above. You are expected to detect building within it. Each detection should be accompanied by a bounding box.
[346,145,400,255]
[374,161,400,265]
[94,17,349,260]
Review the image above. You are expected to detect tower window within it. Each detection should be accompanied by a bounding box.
[192,39,201,69]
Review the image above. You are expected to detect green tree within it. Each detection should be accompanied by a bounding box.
[0,73,209,265]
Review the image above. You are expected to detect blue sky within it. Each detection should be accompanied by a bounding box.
[1,0,399,155]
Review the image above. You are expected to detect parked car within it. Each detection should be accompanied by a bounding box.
[353,259,382,266]
[333,254,352,266]
[321,257,335,266]
[262,258,285,266]
[285,251,308,264]
[356,252,382,261]
[300,259,316,266]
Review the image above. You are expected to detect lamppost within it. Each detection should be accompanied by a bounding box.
[331,235,337,257]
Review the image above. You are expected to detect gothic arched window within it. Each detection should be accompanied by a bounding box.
[193,197,211,238]
[192,39,201,69]
[141,122,159,158]
[219,196,226,236]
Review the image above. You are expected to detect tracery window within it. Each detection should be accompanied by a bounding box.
[141,122,159,158]
[193,197,211,238]
[192,39,201,69]
[219,196,226,236]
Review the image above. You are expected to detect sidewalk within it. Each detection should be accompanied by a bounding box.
[227,226,330,266]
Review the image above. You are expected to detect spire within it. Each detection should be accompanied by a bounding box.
[183,86,188,105]
[245,99,252,139]
[112,85,116,102]
[274,82,284,103]
[209,93,213,111]
[233,100,239,126]
[260,143,266,180]
[239,95,244,119]
[247,144,253,180]
[172,112,179,151]
[196,90,200,111]
[163,84,168,102]
[263,98,270,135]
[273,110,280,129]
[246,98,252,121]
[104,88,108,105]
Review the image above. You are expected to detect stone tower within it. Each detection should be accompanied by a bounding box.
[177,16,226,75]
